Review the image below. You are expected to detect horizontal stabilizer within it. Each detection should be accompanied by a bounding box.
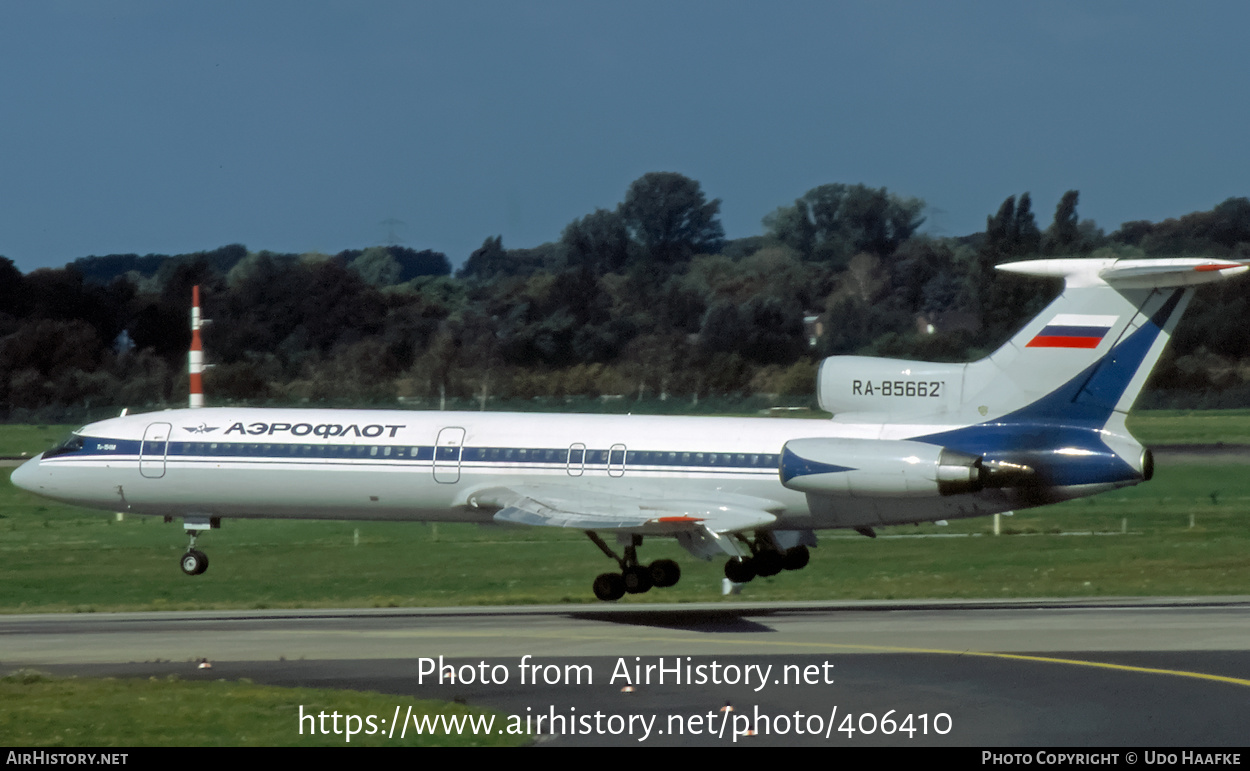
[1098,258,1248,288]
[997,257,1248,288]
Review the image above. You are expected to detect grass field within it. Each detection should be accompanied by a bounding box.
[1127,408,1250,444]
[0,669,524,747]
[1,451,1247,612]
[0,425,75,458]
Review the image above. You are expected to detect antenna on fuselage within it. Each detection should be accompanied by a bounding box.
[189,285,204,409]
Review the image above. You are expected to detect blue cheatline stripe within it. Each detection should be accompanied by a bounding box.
[44,439,782,473]
[780,446,855,484]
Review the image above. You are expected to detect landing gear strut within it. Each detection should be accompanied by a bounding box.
[587,532,682,601]
[178,516,219,576]
[723,531,811,584]
[181,529,209,575]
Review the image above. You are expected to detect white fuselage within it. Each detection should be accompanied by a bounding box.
[12,407,1034,531]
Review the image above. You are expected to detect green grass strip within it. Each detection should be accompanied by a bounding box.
[0,670,526,747]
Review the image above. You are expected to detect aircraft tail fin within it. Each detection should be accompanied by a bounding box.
[963,257,1245,427]
[819,257,1247,429]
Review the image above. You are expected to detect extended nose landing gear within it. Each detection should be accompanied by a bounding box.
[586,532,681,601]
[177,516,220,576]
[181,545,209,575]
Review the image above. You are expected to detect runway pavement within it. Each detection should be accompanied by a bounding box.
[4,598,1249,746]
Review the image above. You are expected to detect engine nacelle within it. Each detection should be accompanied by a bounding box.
[780,437,984,497]
[817,356,966,416]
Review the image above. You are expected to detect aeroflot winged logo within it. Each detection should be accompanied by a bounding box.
[1026,314,1118,349]
[182,424,220,434]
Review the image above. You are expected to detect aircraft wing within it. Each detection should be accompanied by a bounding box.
[470,485,778,532]
[470,485,780,559]
[472,485,779,532]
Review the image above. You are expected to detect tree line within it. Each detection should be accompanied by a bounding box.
[3,172,1250,422]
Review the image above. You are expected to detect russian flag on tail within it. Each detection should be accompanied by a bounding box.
[1026,313,1118,349]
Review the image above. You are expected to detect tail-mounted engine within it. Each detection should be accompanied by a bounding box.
[780,437,985,497]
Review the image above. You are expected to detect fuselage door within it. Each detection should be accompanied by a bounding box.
[567,443,586,477]
[608,443,627,478]
[433,427,466,484]
[140,422,172,479]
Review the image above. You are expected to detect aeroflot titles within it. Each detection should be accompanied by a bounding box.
[221,422,407,438]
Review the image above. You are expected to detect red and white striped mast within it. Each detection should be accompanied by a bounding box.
[189,285,204,409]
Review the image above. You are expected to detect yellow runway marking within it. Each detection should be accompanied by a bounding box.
[422,629,1250,688]
[950,650,1250,688]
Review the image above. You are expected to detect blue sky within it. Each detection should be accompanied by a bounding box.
[2,1,1247,271]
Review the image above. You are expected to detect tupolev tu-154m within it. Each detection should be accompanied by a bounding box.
[10,257,1247,600]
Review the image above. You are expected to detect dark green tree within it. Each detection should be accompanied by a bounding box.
[0,257,23,315]
[457,236,508,279]
[1116,197,1250,256]
[619,172,724,263]
[983,195,1017,262]
[740,295,805,365]
[391,247,451,279]
[561,208,631,272]
[351,246,403,286]
[763,199,816,258]
[1014,193,1042,254]
[1044,190,1081,254]
[980,192,1040,263]
[697,301,746,355]
[764,183,924,265]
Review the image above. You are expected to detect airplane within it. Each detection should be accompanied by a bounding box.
[9,257,1247,601]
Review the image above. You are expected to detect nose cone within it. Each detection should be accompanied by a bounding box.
[10,454,43,494]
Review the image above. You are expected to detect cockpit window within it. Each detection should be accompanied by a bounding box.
[44,433,86,459]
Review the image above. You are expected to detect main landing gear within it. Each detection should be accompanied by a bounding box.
[723,532,810,584]
[587,532,681,602]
